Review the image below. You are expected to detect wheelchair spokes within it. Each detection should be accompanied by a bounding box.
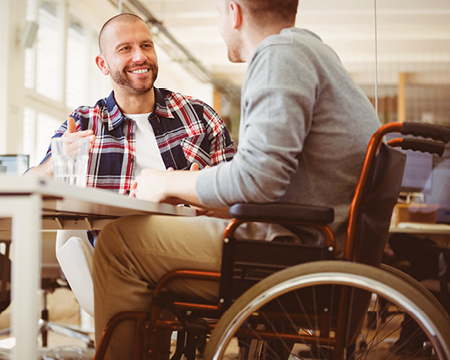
[204,262,450,360]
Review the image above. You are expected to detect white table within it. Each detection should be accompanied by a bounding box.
[0,176,195,360]
[390,222,450,247]
[390,222,450,235]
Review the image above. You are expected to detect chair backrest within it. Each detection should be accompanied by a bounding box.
[56,230,95,316]
[343,122,450,266]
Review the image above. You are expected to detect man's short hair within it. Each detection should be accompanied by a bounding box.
[98,13,147,54]
[238,0,299,24]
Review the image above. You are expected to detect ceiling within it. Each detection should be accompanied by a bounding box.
[123,0,450,92]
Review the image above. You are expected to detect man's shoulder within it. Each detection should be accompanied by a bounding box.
[255,28,324,57]
[249,27,339,74]
[72,97,112,122]
[156,87,209,108]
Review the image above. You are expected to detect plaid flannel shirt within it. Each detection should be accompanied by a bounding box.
[39,88,235,245]
[41,88,235,195]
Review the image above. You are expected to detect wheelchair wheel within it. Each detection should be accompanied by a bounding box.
[380,263,448,309]
[204,261,450,360]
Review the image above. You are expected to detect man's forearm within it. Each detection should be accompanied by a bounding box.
[25,157,53,177]
[134,168,203,207]
[164,170,202,206]
[164,171,230,216]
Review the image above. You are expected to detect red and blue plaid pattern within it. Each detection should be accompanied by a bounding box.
[41,88,235,196]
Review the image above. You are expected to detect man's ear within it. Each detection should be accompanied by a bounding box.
[229,2,242,29]
[95,54,109,76]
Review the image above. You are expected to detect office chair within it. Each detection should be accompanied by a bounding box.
[55,230,94,317]
[91,122,450,359]
[38,231,94,348]
[389,233,450,310]
[0,233,92,349]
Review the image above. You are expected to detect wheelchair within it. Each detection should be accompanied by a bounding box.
[94,122,450,360]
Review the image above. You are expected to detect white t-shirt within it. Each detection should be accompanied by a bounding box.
[124,113,166,175]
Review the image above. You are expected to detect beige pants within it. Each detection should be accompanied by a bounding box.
[93,214,296,359]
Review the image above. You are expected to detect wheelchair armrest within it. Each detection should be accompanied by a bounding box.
[228,203,334,224]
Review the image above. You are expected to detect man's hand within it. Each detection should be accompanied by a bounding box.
[129,164,229,217]
[62,117,96,145]
[129,164,202,207]
[26,117,95,177]
[130,168,178,204]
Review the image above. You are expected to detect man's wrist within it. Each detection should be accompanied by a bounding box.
[169,171,200,206]
[26,157,53,177]
[42,157,54,177]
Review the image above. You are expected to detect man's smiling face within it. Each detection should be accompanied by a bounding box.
[101,20,159,95]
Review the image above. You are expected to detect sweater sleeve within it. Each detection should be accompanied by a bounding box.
[196,41,320,207]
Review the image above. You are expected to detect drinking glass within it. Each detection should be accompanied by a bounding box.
[51,137,89,187]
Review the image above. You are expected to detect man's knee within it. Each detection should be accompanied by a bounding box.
[96,215,139,250]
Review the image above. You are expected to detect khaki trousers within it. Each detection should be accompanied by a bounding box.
[93,214,296,359]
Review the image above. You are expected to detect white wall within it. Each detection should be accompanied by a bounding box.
[0,0,27,154]
[155,46,214,106]
[1,0,216,162]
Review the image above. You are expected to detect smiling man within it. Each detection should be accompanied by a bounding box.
[27,13,235,246]
[96,14,160,112]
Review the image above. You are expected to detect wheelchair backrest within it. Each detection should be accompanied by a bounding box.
[343,122,450,266]
[352,142,406,267]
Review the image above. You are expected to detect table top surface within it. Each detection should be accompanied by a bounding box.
[5,177,449,234]
[0,176,196,229]
[390,221,450,234]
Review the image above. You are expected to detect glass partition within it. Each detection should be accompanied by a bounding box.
[296,0,450,126]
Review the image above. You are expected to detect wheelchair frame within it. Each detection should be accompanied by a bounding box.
[93,122,450,360]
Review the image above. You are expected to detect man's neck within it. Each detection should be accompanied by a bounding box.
[242,23,294,62]
[114,88,156,114]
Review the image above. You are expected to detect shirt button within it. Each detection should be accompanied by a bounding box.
[126,190,130,195]
[130,157,135,163]
[130,133,135,137]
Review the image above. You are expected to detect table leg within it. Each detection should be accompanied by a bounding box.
[0,195,42,360]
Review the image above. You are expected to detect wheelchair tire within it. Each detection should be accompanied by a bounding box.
[204,260,450,360]
[380,263,449,311]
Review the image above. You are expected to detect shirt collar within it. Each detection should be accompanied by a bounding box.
[101,88,174,130]
[154,87,175,119]
[102,91,126,131]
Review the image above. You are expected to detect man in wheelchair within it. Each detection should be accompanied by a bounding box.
[92,0,382,358]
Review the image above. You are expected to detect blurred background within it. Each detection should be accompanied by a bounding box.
[1,0,450,167]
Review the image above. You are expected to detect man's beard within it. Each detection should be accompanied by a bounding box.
[111,64,159,94]
[227,48,243,63]
[226,37,244,63]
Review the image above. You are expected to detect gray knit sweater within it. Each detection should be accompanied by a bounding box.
[196,28,380,247]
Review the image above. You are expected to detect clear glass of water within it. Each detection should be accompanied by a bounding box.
[51,137,89,187]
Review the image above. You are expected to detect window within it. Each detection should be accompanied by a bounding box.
[66,16,89,109]
[23,0,111,166]
[36,113,61,160]
[35,1,62,101]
